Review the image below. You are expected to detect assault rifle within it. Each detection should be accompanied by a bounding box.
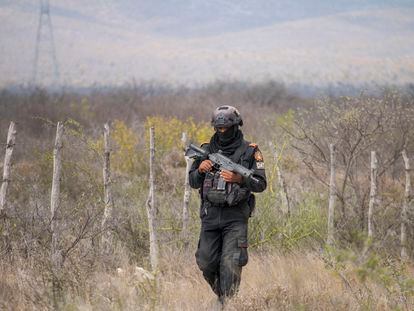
[185,143,260,190]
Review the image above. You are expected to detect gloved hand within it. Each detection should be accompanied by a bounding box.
[220,170,243,184]
[198,160,213,173]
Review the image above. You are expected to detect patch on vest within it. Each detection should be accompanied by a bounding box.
[256,162,265,169]
[254,150,264,162]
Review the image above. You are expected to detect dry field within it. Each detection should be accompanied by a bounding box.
[2,249,413,310]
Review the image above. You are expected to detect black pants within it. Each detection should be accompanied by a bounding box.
[195,203,249,298]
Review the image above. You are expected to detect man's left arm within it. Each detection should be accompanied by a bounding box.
[242,147,267,193]
[220,147,267,192]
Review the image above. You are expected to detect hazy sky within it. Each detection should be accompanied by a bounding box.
[1,0,414,87]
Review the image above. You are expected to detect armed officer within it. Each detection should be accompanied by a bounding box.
[189,105,267,304]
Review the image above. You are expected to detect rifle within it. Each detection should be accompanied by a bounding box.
[185,143,260,190]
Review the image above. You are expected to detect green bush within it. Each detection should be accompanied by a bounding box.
[249,191,326,251]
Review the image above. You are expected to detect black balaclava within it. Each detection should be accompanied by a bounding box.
[209,125,243,156]
[217,125,238,145]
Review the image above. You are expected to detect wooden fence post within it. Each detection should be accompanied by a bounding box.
[401,150,411,261]
[0,122,16,214]
[50,122,64,305]
[327,143,336,246]
[181,133,192,248]
[146,127,159,271]
[0,121,16,253]
[368,151,378,239]
[51,122,64,270]
[101,123,114,253]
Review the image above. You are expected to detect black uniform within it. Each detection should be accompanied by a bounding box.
[189,129,266,301]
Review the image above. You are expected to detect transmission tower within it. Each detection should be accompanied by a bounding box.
[32,0,60,86]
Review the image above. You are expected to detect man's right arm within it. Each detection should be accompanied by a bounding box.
[189,158,205,189]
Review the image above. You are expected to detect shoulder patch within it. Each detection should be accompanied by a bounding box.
[256,162,265,169]
[254,149,264,162]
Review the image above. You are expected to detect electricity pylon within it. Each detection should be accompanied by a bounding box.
[32,0,60,86]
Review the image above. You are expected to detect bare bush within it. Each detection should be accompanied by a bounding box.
[283,91,414,250]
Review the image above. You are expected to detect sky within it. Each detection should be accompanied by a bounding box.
[0,0,414,87]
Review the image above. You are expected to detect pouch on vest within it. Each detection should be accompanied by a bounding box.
[206,172,228,204]
[202,172,214,201]
[206,189,227,204]
[226,184,250,206]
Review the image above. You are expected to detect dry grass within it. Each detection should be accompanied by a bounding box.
[2,249,412,310]
[228,253,360,310]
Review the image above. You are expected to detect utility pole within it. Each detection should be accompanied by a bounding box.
[32,0,60,86]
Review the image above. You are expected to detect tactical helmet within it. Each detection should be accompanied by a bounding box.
[211,105,243,128]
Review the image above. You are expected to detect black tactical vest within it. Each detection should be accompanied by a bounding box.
[201,141,255,207]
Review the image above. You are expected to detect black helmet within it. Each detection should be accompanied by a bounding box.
[211,105,243,127]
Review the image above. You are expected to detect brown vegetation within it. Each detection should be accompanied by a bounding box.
[0,82,413,309]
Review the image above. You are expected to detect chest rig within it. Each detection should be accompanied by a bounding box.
[201,141,255,207]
